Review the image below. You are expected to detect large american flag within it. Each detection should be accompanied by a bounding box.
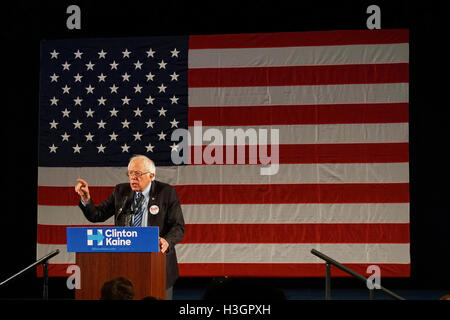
[38,29,410,277]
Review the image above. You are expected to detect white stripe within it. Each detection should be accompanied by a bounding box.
[37,243,410,265]
[189,83,408,107]
[189,123,408,144]
[38,163,409,186]
[188,43,409,68]
[176,243,411,264]
[38,203,410,225]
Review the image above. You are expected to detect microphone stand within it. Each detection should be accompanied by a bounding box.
[0,249,60,299]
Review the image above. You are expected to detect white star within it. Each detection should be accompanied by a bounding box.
[85,84,95,94]
[62,61,71,70]
[110,61,119,70]
[73,120,83,129]
[62,85,71,94]
[145,96,155,105]
[73,144,82,153]
[146,48,155,58]
[133,108,143,117]
[85,108,95,117]
[122,49,131,58]
[157,107,167,117]
[110,84,119,93]
[158,83,167,93]
[145,118,155,128]
[109,108,119,117]
[157,131,166,140]
[98,49,107,59]
[170,142,179,152]
[85,61,95,70]
[97,144,106,153]
[50,73,59,82]
[134,84,143,93]
[74,49,83,59]
[121,119,131,128]
[134,60,143,69]
[170,118,179,128]
[49,120,58,129]
[73,73,83,82]
[50,97,59,106]
[109,132,118,141]
[121,72,131,82]
[49,144,58,153]
[73,96,83,106]
[121,96,131,105]
[97,120,107,129]
[61,108,71,117]
[97,96,107,106]
[50,50,59,59]
[170,48,180,57]
[61,132,70,142]
[121,143,130,153]
[85,132,94,142]
[145,143,154,152]
[170,72,179,81]
[145,72,155,81]
[158,60,167,69]
[98,73,107,82]
[170,95,179,104]
[133,132,142,141]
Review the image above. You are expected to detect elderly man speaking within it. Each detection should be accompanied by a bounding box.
[75,155,185,299]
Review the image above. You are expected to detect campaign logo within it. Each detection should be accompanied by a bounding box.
[86,229,105,246]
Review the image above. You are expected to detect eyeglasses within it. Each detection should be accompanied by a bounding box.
[126,171,151,178]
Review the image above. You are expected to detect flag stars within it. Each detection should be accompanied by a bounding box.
[109,132,118,141]
[145,72,155,81]
[98,49,107,59]
[133,132,142,141]
[145,95,155,105]
[170,72,179,81]
[109,108,119,117]
[133,108,143,117]
[121,143,130,153]
[97,120,107,129]
[170,118,179,128]
[121,72,131,82]
[85,61,95,70]
[62,61,71,70]
[85,85,95,94]
[157,107,167,117]
[74,73,83,82]
[97,97,107,106]
[97,144,106,153]
[134,60,143,69]
[73,96,83,106]
[146,48,155,58]
[49,120,58,129]
[158,83,167,93]
[170,143,179,152]
[50,73,59,82]
[158,60,167,69]
[61,108,71,117]
[121,96,131,105]
[121,119,131,129]
[74,50,83,59]
[157,131,166,141]
[50,50,59,59]
[170,48,180,57]
[134,84,143,93]
[61,132,70,142]
[72,144,82,153]
[145,118,155,128]
[73,120,83,129]
[50,97,59,106]
[122,49,131,58]
[98,73,107,82]
[145,143,154,153]
[85,132,94,142]
[110,61,119,70]
[170,95,179,104]
[85,108,95,118]
[109,84,119,94]
[49,144,58,153]
[62,85,71,94]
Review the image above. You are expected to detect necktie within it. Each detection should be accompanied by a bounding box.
[132,192,144,227]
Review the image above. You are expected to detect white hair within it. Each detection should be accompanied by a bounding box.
[128,155,156,175]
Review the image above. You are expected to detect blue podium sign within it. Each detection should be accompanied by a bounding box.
[66,227,159,252]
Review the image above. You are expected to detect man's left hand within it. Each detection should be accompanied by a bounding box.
[159,237,169,253]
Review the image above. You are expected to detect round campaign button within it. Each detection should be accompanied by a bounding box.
[149,205,159,215]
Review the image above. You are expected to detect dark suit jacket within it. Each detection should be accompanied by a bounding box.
[78,180,185,288]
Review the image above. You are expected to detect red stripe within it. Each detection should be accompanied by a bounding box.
[38,182,409,206]
[188,64,408,88]
[189,103,409,126]
[189,143,408,165]
[189,29,409,49]
[37,262,410,278]
[37,223,410,245]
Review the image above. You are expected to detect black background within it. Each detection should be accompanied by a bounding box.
[1,0,449,300]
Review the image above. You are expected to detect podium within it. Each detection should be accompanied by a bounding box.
[67,227,166,300]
